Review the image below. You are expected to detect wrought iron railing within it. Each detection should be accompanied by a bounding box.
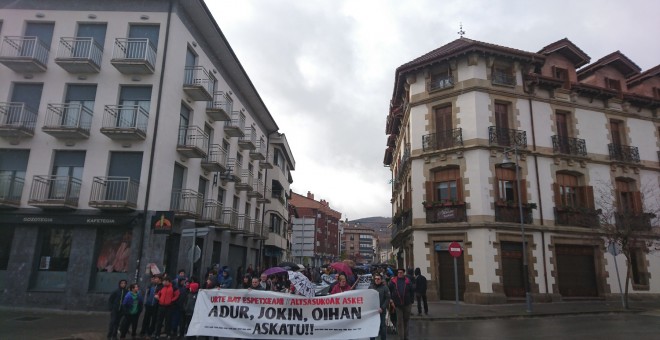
[554,207,599,228]
[615,213,654,231]
[608,143,640,163]
[492,71,516,86]
[422,128,463,151]
[201,200,223,223]
[29,175,81,206]
[112,38,156,65]
[202,144,228,168]
[0,102,37,133]
[207,91,233,113]
[0,36,49,65]
[170,189,203,217]
[428,76,454,91]
[0,173,24,204]
[391,212,412,239]
[240,170,254,187]
[488,126,527,148]
[177,126,209,152]
[56,37,103,65]
[183,66,214,93]
[239,126,256,145]
[552,135,587,157]
[494,204,533,224]
[425,204,467,223]
[225,111,246,130]
[44,103,93,133]
[89,176,139,208]
[102,105,149,132]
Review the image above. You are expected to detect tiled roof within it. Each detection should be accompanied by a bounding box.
[537,38,590,68]
[577,51,641,79]
[627,64,660,87]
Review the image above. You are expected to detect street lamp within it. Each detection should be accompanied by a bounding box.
[500,145,533,313]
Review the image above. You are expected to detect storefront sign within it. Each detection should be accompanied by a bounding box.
[0,212,140,226]
[152,211,174,234]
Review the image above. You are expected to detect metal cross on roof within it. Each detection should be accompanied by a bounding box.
[458,23,465,37]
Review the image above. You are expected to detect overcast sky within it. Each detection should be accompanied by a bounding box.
[207,0,660,220]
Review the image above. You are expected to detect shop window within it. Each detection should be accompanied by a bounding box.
[31,227,72,291]
[630,248,649,287]
[0,226,14,270]
[91,228,132,292]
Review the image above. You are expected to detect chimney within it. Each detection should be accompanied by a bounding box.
[307,191,314,199]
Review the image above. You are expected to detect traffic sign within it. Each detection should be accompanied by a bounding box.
[449,242,462,257]
[187,245,202,263]
[182,227,209,237]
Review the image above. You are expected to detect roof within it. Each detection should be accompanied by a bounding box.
[627,64,660,87]
[537,38,590,68]
[289,192,342,219]
[577,51,641,80]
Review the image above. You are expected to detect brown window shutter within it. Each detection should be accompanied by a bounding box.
[519,179,528,204]
[632,191,643,215]
[585,186,595,209]
[553,183,562,207]
[425,181,434,202]
[456,177,463,202]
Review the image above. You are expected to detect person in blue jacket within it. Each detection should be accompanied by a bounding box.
[217,267,233,288]
[107,279,128,340]
[119,283,143,339]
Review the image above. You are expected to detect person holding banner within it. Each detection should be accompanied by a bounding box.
[330,274,353,294]
[388,268,414,340]
[370,273,390,340]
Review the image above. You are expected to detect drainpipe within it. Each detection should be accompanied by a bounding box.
[134,0,174,284]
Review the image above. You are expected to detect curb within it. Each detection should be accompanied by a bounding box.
[411,308,644,321]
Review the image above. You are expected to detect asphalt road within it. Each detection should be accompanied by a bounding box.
[2,308,660,340]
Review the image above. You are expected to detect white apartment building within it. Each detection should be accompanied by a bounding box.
[385,37,660,303]
[0,0,294,310]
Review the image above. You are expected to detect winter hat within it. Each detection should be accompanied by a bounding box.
[189,282,200,293]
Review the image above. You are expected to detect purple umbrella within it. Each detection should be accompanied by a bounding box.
[262,266,287,276]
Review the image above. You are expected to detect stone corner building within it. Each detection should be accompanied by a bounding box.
[0,0,295,310]
[385,37,660,303]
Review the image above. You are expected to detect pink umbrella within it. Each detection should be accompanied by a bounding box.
[329,262,353,277]
[262,266,287,276]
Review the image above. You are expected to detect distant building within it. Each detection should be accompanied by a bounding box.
[385,37,660,303]
[341,224,377,264]
[289,191,341,266]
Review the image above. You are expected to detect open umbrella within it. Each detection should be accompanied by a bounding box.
[329,262,353,277]
[288,270,315,298]
[278,261,301,271]
[262,266,287,276]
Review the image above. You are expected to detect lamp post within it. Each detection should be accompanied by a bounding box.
[501,145,533,313]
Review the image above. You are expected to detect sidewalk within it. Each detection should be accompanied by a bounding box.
[411,299,660,321]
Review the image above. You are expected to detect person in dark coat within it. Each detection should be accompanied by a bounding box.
[370,273,390,340]
[388,268,414,340]
[119,283,143,339]
[139,274,161,337]
[107,279,128,340]
[414,267,428,316]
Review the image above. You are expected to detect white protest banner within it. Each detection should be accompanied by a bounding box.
[355,274,372,290]
[187,289,380,339]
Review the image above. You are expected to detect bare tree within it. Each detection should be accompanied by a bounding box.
[595,179,660,309]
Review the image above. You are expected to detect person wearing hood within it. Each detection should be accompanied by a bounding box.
[153,276,180,339]
[119,283,143,339]
[414,267,428,316]
[217,267,233,289]
[182,277,200,337]
[107,279,128,340]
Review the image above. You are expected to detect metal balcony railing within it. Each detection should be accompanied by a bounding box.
[43,103,93,135]
[206,91,233,121]
[170,189,203,218]
[494,204,533,224]
[272,189,286,204]
[425,204,467,223]
[238,126,256,150]
[250,139,267,160]
[552,135,587,157]
[0,102,37,136]
[235,214,248,233]
[177,126,209,156]
[201,144,228,172]
[554,207,599,228]
[55,37,103,72]
[224,111,246,137]
[112,38,156,64]
[200,199,223,224]
[102,105,149,138]
[428,76,454,91]
[236,170,254,191]
[422,128,463,151]
[29,175,82,207]
[0,173,24,206]
[221,208,239,228]
[615,212,654,231]
[0,36,49,70]
[183,66,214,100]
[492,71,516,86]
[608,143,640,163]
[89,176,139,209]
[488,126,527,148]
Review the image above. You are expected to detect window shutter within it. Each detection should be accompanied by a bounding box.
[632,191,643,215]
[553,183,562,207]
[456,177,463,202]
[425,181,434,202]
[519,179,528,204]
[585,186,595,209]
[551,65,556,78]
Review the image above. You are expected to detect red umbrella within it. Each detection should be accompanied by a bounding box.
[329,262,353,277]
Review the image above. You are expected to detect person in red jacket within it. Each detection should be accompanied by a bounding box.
[388,268,414,340]
[153,276,180,339]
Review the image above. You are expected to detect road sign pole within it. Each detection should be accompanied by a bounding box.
[190,227,197,276]
[454,256,459,315]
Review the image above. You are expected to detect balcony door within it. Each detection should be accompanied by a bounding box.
[74,23,107,58]
[171,163,185,211]
[128,24,160,57]
[10,83,43,123]
[107,152,142,200]
[434,106,452,148]
[118,86,151,128]
[0,149,29,200]
[178,104,191,146]
[184,47,198,84]
[495,103,510,145]
[610,120,623,146]
[51,151,85,200]
[64,84,96,127]
[556,112,569,153]
[23,22,54,55]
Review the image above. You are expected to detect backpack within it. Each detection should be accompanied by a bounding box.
[184,292,198,315]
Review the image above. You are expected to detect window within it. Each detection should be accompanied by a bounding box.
[492,65,515,86]
[74,23,107,59]
[93,229,132,292]
[198,177,208,200]
[270,213,282,234]
[552,66,569,89]
[128,24,160,50]
[605,78,621,92]
[171,163,185,210]
[615,178,641,215]
[11,83,43,115]
[434,106,453,149]
[496,166,525,204]
[274,148,283,168]
[630,248,649,286]
[118,86,151,128]
[32,227,72,291]
[0,149,29,201]
[25,22,55,50]
[217,187,225,205]
[555,111,570,153]
[492,102,512,146]
[0,227,14,271]
[426,167,462,204]
[653,87,660,99]
[178,104,191,145]
[51,151,85,200]
[609,119,623,146]
[429,68,453,91]
[554,173,594,209]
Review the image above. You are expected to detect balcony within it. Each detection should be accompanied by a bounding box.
[260,151,273,169]
[219,208,239,229]
[201,144,227,173]
[391,212,412,239]
[0,36,49,73]
[219,158,240,183]
[0,174,24,208]
[425,203,467,223]
[28,175,81,209]
[494,203,533,224]
[422,128,463,151]
[271,189,286,205]
[608,143,640,163]
[492,71,516,86]
[248,179,264,199]
[111,38,156,74]
[224,111,245,138]
[55,37,102,73]
[177,126,208,158]
[183,66,214,101]
[206,91,232,121]
[554,207,599,228]
[233,214,248,234]
[0,103,37,138]
[101,105,149,140]
[552,135,587,157]
[488,126,527,148]
[238,126,256,151]
[250,139,267,161]
[170,189,203,219]
[197,199,225,226]
[615,213,655,231]
[254,221,268,240]
[235,170,254,192]
[88,176,139,211]
[257,184,270,204]
[428,76,454,91]
[42,104,93,139]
